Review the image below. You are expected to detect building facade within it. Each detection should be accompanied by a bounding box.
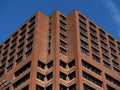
[0,10,120,90]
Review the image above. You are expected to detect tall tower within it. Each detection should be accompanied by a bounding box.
[0,10,120,90]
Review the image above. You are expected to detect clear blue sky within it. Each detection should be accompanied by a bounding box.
[0,0,120,43]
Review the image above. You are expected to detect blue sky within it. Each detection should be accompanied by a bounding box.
[0,0,120,43]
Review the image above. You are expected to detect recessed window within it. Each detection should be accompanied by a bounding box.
[60,47,67,56]
[60,60,67,69]
[68,60,75,68]
[60,72,67,80]
[38,61,45,69]
[47,72,53,81]
[37,72,45,81]
[60,84,67,90]
[46,85,52,90]
[69,84,76,90]
[47,60,53,68]
[36,85,44,90]
[69,71,76,80]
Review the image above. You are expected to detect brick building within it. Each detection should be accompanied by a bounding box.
[0,10,120,90]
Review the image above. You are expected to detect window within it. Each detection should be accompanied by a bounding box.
[60,21,66,28]
[14,61,31,77]
[90,34,98,42]
[68,60,75,68]
[60,27,66,35]
[21,85,29,90]
[107,85,116,90]
[91,40,98,49]
[90,28,97,36]
[99,29,106,36]
[47,60,53,68]
[7,64,13,71]
[91,47,99,55]
[8,56,14,65]
[83,72,103,87]
[100,41,107,49]
[5,87,9,90]
[82,60,101,75]
[16,56,22,65]
[20,24,26,32]
[60,60,67,69]
[0,70,4,78]
[37,72,45,81]
[13,73,30,89]
[48,49,51,55]
[80,40,88,49]
[26,48,32,57]
[103,61,111,69]
[101,47,108,55]
[111,54,118,61]
[48,42,51,47]
[17,49,23,57]
[60,84,67,90]
[80,33,88,42]
[60,47,67,55]
[92,54,100,62]
[38,61,45,69]
[36,85,44,90]
[46,72,53,81]
[69,71,76,80]
[102,54,110,62]
[105,74,120,87]
[69,84,76,90]
[60,40,67,48]
[108,35,115,43]
[60,33,67,41]
[89,22,96,30]
[60,15,66,22]
[80,27,87,36]
[79,14,86,23]
[80,21,86,29]
[113,67,120,75]
[81,47,89,56]
[46,85,52,90]
[83,84,95,90]
[60,72,67,80]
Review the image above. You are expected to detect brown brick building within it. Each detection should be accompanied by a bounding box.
[0,10,120,90]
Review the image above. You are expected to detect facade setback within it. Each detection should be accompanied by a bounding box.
[0,10,120,90]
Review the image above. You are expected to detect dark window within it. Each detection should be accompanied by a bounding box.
[92,54,100,62]
[69,71,76,80]
[80,27,87,36]
[60,21,66,28]
[81,47,89,56]
[83,84,95,90]
[69,84,76,90]
[105,74,120,87]
[16,56,23,65]
[79,14,86,23]
[107,85,116,90]
[80,21,86,29]
[38,61,45,69]
[82,60,101,75]
[60,40,67,48]
[13,73,30,89]
[7,64,13,71]
[37,72,45,81]
[46,85,52,90]
[46,72,53,81]
[80,33,88,42]
[14,61,31,77]
[91,47,99,56]
[68,60,75,68]
[83,72,103,87]
[60,27,66,35]
[60,33,67,41]
[60,84,67,90]
[89,22,96,30]
[60,47,67,56]
[103,61,111,69]
[36,85,44,90]
[26,48,32,57]
[47,61,53,68]
[80,40,88,49]
[60,72,67,80]
[60,60,67,69]
[21,85,29,90]
[48,49,51,55]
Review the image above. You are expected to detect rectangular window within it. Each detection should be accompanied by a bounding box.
[60,33,67,41]
[105,74,120,87]
[83,71,103,87]
[38,61,45,69]
[60,60,67,69]
[60,40,67,48]
[37,72,45,81]
[47,60,53,68]
[103,61,111,69]
[60,84,67,90]
[69,84,76,90]
[92,54,100,62]
[60,47,67,56]
[13,73,30,89]
[14,61,31,77]
[81,47,89,56]
[82,60,101,75]
[79,21,86,29]
[60,72,67,80]
[83,84,95,90]
[47,72,53,81]
[80,40,88,49]
[69,71,76,80]
[68,60,75,68]
[36,85,44,90]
